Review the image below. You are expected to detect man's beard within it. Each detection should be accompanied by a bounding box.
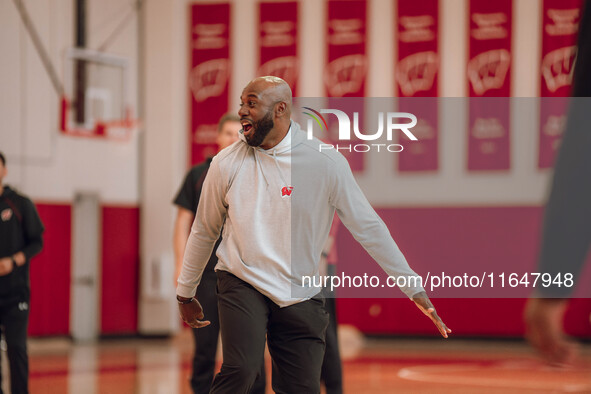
[246,111,274,147]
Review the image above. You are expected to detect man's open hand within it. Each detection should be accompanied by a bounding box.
[178,297,211,329]
[412,291,451,338]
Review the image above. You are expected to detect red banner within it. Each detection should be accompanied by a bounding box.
[326,0,367,97]
[467,0,512,171]
[189,3,231,166]
[396,0,439,172]
[258,1,298,95]
[539,0,582,168]
[326,0,367,172]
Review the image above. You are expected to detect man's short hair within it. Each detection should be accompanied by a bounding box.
[218,113,240,132]
[0,152,5,166]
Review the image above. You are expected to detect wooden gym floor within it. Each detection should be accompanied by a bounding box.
[4,327,589,393]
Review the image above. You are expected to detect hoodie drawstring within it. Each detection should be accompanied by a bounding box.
[272,149,289,189]
[252,148,289,191]
[253,149,270,188]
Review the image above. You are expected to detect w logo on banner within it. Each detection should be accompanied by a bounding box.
[467,49,511,96]
[324,55,367,97]
[397,51,439,96]
[258,56,299,89]
[542,46,576,93]
[189,59,229,102]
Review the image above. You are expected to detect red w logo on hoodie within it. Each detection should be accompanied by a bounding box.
[281,186,294,197]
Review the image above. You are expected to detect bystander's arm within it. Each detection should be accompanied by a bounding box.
[21,198,45,261]
[173,207,195,284]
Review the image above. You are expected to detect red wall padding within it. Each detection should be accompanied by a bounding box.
[336,207,591,338]
[101,206,140,334]
[29,203,589,338]
[28,203,140,337]
[337,297,591,338]
[29,203,71,336]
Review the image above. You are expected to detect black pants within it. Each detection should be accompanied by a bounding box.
[211,270,329,394]
[0,299,29,394]
[321,296,343,394]
[191,270,266,394]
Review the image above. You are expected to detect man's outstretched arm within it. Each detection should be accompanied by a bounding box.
[329,155,451,338]
[173,207,194,285]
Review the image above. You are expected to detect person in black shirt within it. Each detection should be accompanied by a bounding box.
[524,1,591,365]
[173,115,266,393]
[0,152,44,394]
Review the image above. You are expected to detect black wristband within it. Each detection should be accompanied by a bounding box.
[177,295,193,304]
[11,256,18,269]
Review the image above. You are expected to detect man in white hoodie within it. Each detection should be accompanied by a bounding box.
[177,76,450,393]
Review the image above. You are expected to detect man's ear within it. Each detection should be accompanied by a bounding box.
[275,102,287,117]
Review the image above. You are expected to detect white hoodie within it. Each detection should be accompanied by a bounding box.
[177,121,424,307]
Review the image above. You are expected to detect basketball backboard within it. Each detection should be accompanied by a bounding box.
[61,47,138,140]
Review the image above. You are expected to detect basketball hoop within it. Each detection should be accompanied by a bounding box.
[60,47,139,141]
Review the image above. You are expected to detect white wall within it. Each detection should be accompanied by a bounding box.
[0,0,140,204]
[140,0,189,334]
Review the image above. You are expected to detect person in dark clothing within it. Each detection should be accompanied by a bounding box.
[173,115,266,393]
[320,217,343,394]
[524,0,591,365]
[0,152,44,394]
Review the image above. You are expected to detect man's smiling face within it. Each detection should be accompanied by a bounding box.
[238,84,276,147]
